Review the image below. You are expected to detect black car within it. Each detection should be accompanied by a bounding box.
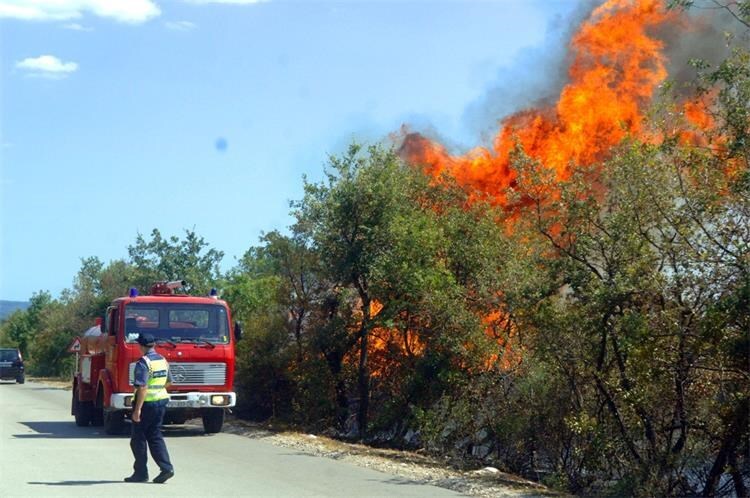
[0,348,25,383]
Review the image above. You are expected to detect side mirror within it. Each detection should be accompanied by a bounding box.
[234,321,243,342]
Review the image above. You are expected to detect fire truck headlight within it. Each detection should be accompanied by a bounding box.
[124,396,133,407]
[211,395,229,406]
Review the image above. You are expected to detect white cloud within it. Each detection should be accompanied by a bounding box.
[165,20,196,31]
[0,1,160,23]
[183,1,267,5]
[16,55,78,79]
[62,22,92,31]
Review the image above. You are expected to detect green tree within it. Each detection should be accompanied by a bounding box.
[128,228,225,294]
[28,299,79,377]
[2,291,53,359]
[290,143,504,436]
[262,230,323,363]
[223,253,292,419]
[295,143,416,436]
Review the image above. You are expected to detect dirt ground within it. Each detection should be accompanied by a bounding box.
[223,417,558,498]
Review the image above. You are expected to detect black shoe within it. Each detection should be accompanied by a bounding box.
[153,470,174,484]
[124,474,148,483]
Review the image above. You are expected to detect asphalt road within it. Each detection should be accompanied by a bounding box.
[0,380,462,497]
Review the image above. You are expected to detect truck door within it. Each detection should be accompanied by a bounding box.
[105,306,119,384]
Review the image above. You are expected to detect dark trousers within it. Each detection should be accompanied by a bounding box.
[130,399,173,477]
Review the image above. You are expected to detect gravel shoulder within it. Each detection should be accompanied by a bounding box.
[223,418,559,498]
[29,377,72,389]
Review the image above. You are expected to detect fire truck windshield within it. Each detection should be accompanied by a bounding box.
[124,303,230,345]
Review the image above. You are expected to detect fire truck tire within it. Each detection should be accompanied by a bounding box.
[91,391,104,427]
[16,374,24,384]
[73,387,93,427]
[165,413,188,425]
[104,410,125,435]
[201,409,224,434]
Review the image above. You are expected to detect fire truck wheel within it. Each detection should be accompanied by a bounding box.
[91,391,104,427]
[16,374,24,384]
[201,409,224,434]
[104,410,125,435]
[165,413,188,425]
[73,387,93,427]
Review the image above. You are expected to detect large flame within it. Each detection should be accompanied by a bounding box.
[401,0,673,206]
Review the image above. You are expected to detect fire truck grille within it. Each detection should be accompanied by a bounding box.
[129,362,227,386]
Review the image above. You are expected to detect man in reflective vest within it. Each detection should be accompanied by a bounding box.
[124,333,175,483]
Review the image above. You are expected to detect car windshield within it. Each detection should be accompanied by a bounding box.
[0,350,19,361]
[124,303,230,345]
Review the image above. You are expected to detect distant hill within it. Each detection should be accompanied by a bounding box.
[0,300,30,321]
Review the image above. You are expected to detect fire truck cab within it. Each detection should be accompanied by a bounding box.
[71,281,242,435]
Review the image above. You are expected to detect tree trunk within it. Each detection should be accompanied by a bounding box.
[322,348,348,431]
[702,400,748,496]
[294,310,304,364]
[728,451,748,498]
[356,298,371,439]
[335,377,348,430]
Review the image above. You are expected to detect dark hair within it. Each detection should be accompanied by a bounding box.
[136,333,155,347]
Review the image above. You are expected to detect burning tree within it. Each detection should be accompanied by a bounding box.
[398,0,749,494]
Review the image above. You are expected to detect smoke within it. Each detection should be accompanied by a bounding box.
[459,1,599,149]
[657,6,744,94]
[408,0,743,156]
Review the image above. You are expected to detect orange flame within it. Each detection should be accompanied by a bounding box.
[679,92,718,147]
[482,309,523,370]
[344,300,426,378]
[401,0,672,206]
[684,98,715,131]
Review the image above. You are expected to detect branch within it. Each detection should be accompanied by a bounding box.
[533,198,605,280]
[710,0,750,28]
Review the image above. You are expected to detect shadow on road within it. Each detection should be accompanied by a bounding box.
[29,480,124,486]
[14,421,209,439]
[14,421,114,439]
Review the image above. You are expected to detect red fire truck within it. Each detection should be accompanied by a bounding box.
[71,281,242,435]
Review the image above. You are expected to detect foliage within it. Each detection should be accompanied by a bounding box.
[128,228,225,295]
[0,292,52,359]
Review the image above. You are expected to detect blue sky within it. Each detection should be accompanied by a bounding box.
[1,0,582,301]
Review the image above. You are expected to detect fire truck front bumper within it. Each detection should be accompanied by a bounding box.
[110,392,237,410]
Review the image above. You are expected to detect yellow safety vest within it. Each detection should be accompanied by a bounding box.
[134,355,170,402]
